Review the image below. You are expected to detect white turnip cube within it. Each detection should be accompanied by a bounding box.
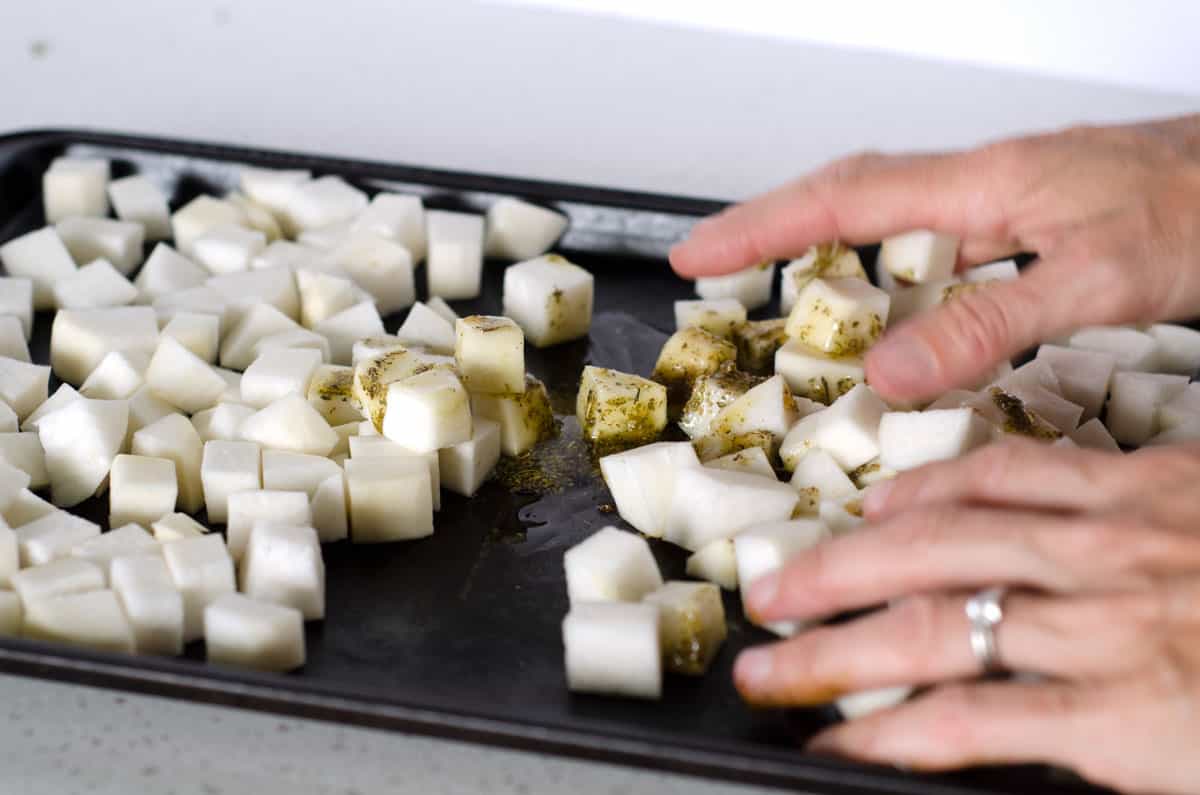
[152,286,232,336]
[576,365,667,449]
[0,358,49,421]
[643,581,727,675]
[664,467,799,551]
[963,259,1019,283]
[711,374,799,443]
[345,457,433,542]
[471,374,555,456]
[171,196,248,257]
[199,440,261,525]
[72,524,160,573]
[131,414,205,514]
[239,522,324,620]
[79,350,148,401]
[673,298,745,339]
[0,460,31,516]
[1035,344,1115,421]
[326,234,416,315]
[314,301,385,365]
[455,315,525,395]
[780,243,867,314]
[109,553,183,655]
[878,408,994,471]
[163,534,236,642]
[192,225,266,275]
[218,303,301,371]
[261,451,340,497]
[311,473,348,543]
[0,591,19,636]
[15,511,100,567]
[191,403,254,445]
[695,262,775,311]
[1146,419,1200,446]
[564,526,662,606]
[397,302,456,354]
[160,312,220,365]
[599,441,701,538]
[879,230,959,283]
[37,397,127,507]
[305,364,360,426]
[790,448,857,513]
[143,337,225,415]
[1068,326,1159,372]
[0,316,29,362]
[438,418,501,497]
[0,485,48,528]
[133,244,208,303]
[283,176,367,232]
[426,210,485,300]
[0,227,78,309]
[774,340,864,405]
[382,369,471,453]
[1147,324,1200,375]
[347,438,440,510]
[563,602,660,700]
[56,217,144,276]
[706,446,776,480]
[240,349,322,409]
[253,240,319,272]
[239,168,311,229]
[107,175,170,240]
[10,557,103,604]
[685,538,738,590]
[786,277,890,357]
[1106,372,1189,446]
[1157,384,1200,430]
[0,277,34,339]
[426,296,458,325]
[23,589,135,653]
[52,258,138,310]
[0,432,48,490]
[225,490,311,562]
[0,519,16,588]
[485,198,567,260]
[226,191,282,241]
[150,513,210,543]
[296,269,365,329]
[208,267,300,325]
[735,519,830,636]
[253,328,331,364]
[0,401,15,434]
[352,193,426,260]
[49,305,158,385]
[297,222,350,251]
[810,384,887,470]
[204,593,305,672]
[502,254,595,347]
[1069,418,1121,452]
[42,157,110,222]
[239,395,338,457]
[19,384,79,434]
[108,455,177,528]
[837,686,914,720]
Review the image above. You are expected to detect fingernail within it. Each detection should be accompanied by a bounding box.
[735,648,774,689]
[867,332,940,396]
[747,571,780,615]
[862,480,895,517]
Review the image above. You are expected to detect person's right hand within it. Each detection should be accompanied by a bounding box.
[669,115,1200,404]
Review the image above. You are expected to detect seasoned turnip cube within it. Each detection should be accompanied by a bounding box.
[352,348,453,432]
[226,490,312,562]
[198,440,260,524]
[108,455,177,528]
[685,538,738,590]
[0,358,49,421]
[52,258,138,310]
[576,366,667,450]
[0,591,19,636]
[0,227,78,310]
[326,234,416,315]
[1147,324,1200,375]
[878,408,993,471]
[397,302,456,354]
[56,217,144,276]
[851,458,898,493]
[50,306,158,385]
[71,524,160,577]
[455,315,525,395]
[283,176,368,232]
[710,374,799,444]
[1001,383,1083,434]
[107,175,171,240]
[790,448,857,514]
[735,519,830,636]
[599,442,701,538]
[652,327,738,412]
[345,457,433,542]
[191,225,266,275]
[352,193,426,260]
[786,277,889,357]
[80,350,148,400]
[563,602,660,699]
[692,429,775,464]
[133,244,207,303]
[677,364,760,440]
[150,512,210,543]
[163,534,236,642]
[110,553,183,655]
[205,593,305,671]
[695,262,775,311]
[780,243,866,314]
[15,511,100,567]
[643,581,726,675]
[1106,372,1188,446]
[674,298,745,339]
[470,375,556,456]
[706,446,776,480]
[314,301,385,365]
[304,364,359,426]
[564,526,662,606]
[1068,326,1159,372]
[19,384,79,434]
[502,254,595,347]
[1069,418,1121,452]
[382,370,471,453]
[23,589,135,653]
[879,230,959,283]
[664,467,799,551]
[144,337,226,414]
[484,198,567,260]
[779,410,826,472]
[808,384,887,471]
[963,258,1019,283]
[239,395,338,457]
[0,276,33,339]
[821,496,865,535]
[219,303,300,371]
[1034,344,1115,421]
[0,317,29,362]
[837,686,913,720]
[774,340,864,405]
[10,557,103,604]
[426,210,485,299]
[437,418,501,497]
[350,335,407,366]
[43,157,110,222]
[241,349,322,409]
[731,318,789,374]
[239,522,324,620]
[37,397,127,507]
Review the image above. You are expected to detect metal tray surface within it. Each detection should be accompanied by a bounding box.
[0,130,1108,795]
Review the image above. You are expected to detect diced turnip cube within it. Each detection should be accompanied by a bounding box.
[426,210,486,299]
[199,439,261,524]
[283,176,368,232]
[599,441,700,538]
[296,269,364,329]
[190,403,253,444]
[107,175,170,240]
[52,258,138,310]
[0,519,15,587]
[470,375,555,456]
[1106,372,1189,446]
[710,374,799,444]
[152,286,232,335]
[1146,418,1200,446]
[345,457,433,542]
[23,589,135,653]
[240,349,323,410]
[0,591,19,636]
[0,432,48,490]
[225,490,311,562]
[49,305,158,385]
[204,593,305,671]
[563,526,662,606]
[314,301,385,365]
[10,557,103,604]
[252,329,330,364]
[326,234,416,315]
[207,267,301,325]
[1147,324,1200,375]
[685,538,738,590]
[218,303,300,371]
[706,446,776,480]
[963,259,1019,283]
[1069,417,1121,452]
[1068,326,1159,372]
[786,277,890,357]
[1157,384,1200,430]
[15,511,100,567]
[43,157,110,222]
[836,686,913,720]
[426,296,458,326]
[297,222,351,251]
[695,262,775,311]
[253,240,319,272]
[0,277,34,339]
[347,437,440,509]
[128,414,203,514]
[878,408,994,471]
[1034,344,1115,421]
[56,217,144,276]
[652,327,738,412]
[484,198,567,260]
[304,364,358,426]
[563,602,660,699]
[2,488,56,529]
[677,365,761,440]
[350,337,408,368]
[171,196,248,257]
[821,497,866,536]
[664,467,799,551]
[163,534,236,642]
[0,402,15,435]
[0,460,31,517]
[108,455,177,528]
[239,394,338,457]
[225,192,282,242]
[886,279,961,326]
[133,244,208,303]
[71,524,160,578]
[239,522,324,619]
[643,581,726,675]
[142,337,225,415]
[352,193,426,260]
[576,365,667,450]
[239,168,311,231]
[150,512,210,543]
[258,450,336,495]
[734,519,830,636]
[38,397,127,507]
[501,254,595,347]
[158,312,219,365]
[311,473,348,543]
[0,316,29,362]
[455,315,525,395]
[435,418,500,498]
[1001,384,1083,433]
[781,243,867,314]
[0,227,78,309]
[790,448,857,514]
[774,340,864,405]
[20,385,70,433]
[851,458,898,493]
[78,349,147,401]
[879,230,959,283]
[731,319,788,379]
[808,384,887,471]
[779,410,826,472]
[109,553,183,655]
[673,299,744,341]
[382,370,472,453]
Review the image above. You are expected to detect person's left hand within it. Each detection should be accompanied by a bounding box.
[734,438,1200,794]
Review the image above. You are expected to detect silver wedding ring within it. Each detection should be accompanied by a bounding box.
[965,586,1008,674]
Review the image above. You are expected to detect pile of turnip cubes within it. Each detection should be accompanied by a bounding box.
[564,233,1200,715]
[0,155,587,671]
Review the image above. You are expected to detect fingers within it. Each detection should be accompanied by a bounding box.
[669,149,1011,278]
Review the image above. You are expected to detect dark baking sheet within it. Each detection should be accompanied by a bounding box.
[0,130,1107,795]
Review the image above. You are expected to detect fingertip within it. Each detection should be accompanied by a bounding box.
[746,571,780,618]
[733,647,775,695]
[862,479,897,519]
[865,329,945,403]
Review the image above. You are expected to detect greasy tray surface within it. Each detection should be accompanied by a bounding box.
[0,130,1105,795]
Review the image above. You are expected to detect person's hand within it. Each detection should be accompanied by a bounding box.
[733,438,1200,794]
[669,115,1200,404]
